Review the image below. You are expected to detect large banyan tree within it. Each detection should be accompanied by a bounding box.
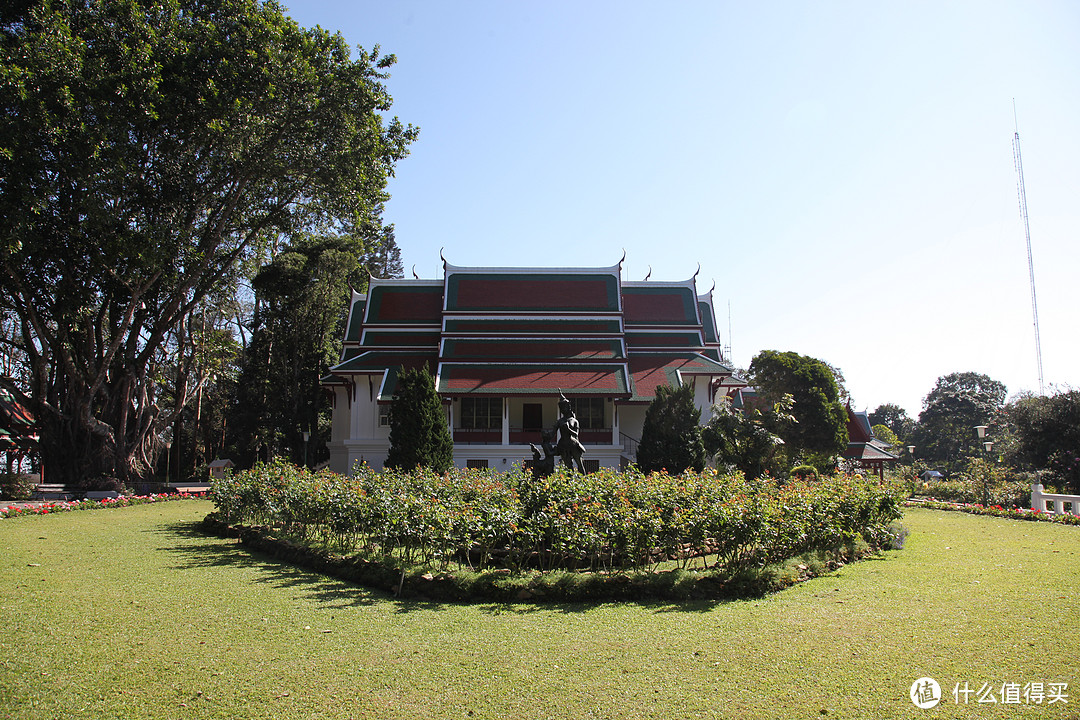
[0,0,416,487]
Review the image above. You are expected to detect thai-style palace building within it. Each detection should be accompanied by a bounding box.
[322,259,743,474]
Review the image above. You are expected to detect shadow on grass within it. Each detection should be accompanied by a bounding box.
[147,519,388,610]
[152,518,852,616]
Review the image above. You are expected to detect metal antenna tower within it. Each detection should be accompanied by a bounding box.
[724,300,733,364]
[1012,100,1045,394]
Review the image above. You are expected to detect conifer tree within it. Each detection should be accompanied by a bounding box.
[385,365,454,472]
[636,383,705,474]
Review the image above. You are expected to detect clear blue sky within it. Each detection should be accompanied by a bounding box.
[287,1,1079,419]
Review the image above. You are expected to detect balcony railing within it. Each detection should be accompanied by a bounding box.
[454,427,615,445]
[452,428,501,444]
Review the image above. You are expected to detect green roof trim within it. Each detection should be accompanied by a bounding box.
[624,331,703,348]
[329,350,437,375]
[345,298,367,342]
[361,331,441,348]
[698,300,720,344]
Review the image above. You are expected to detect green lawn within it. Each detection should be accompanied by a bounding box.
[0,501,1077,719]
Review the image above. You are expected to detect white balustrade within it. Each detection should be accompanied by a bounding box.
[1031,483,1080,516]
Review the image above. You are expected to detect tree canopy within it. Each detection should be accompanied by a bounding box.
[702,394,790,479]
[868,403,915,443]
[913,372,1007,471]
[1006,389,1080,492]
[748,350,848,467]
[0,0,416,486]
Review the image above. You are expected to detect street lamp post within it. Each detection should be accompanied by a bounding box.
[302,430,310,469]
[165,440,172,488]
[974,426,993,506]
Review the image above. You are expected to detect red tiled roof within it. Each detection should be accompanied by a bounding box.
[446,274,620,312]
[622,286,698,325]
[441,338,623,361]
[627,353,732,402]
[437,363,630,396]
[366,285,444,324]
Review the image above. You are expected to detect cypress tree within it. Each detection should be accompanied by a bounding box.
[636,383,706,474]
[385,365,454,472]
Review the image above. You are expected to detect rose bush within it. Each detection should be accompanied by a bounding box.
[211,461,906,575]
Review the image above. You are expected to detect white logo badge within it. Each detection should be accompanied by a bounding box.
[911,677,942,709]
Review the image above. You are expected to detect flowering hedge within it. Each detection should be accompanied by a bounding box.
[211,462,906,574]
[0,492,208,519]
[908,499,1080,526]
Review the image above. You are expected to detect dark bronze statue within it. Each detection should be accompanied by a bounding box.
[555,393,586,473]
[528,429,560,478]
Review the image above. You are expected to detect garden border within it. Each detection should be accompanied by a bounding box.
[0,492,208,520]
[905,498,1080,526]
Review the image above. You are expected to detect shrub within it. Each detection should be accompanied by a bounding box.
[0,472,37,500]
[210,462,907,578]
[385,365,454,473]
[789,465,818,481]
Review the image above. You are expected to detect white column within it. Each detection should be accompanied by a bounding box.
[502,397,510,446]
[1031,483,1046,513]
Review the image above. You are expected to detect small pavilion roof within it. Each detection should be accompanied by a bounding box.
[844,440,899,462]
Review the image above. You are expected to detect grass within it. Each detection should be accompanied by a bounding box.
[0,501,1077,719]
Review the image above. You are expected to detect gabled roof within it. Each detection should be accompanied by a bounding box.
[364,281,444,325]
[627,353,734,403]
[843,405,899,463]
[844,440,899,462]
[443,264,622,313]
[0,385,38,452]
[847,406,876,443]
[325,262,736,402]
[621,280,700,326]
[697,297,721,345]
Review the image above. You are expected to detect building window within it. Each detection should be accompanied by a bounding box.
[460,397,502,430]
[583,459,600,474]
[378,404,390,427]
[571,398,605,430]
[466,459,489,469]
